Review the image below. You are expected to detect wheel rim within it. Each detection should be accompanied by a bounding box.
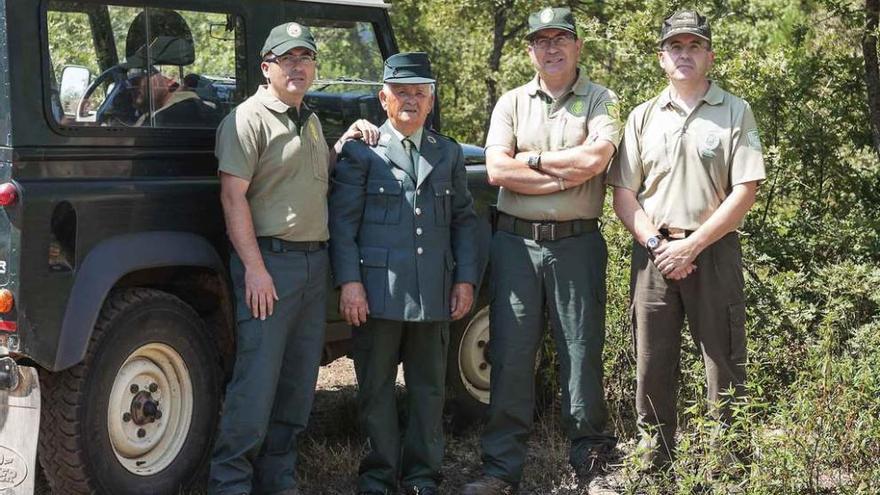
[107,343,193,476]
[458,306,492,405]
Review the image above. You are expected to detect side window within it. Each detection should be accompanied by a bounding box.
[47,2,243,129]
[302,20,385,140]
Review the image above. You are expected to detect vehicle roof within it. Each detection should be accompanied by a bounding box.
[299,0,391,8]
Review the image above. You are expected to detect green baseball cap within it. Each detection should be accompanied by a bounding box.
[525,7,577,39]
[383,52,435,84]
[261,22,317,58]
[660,10,711,45]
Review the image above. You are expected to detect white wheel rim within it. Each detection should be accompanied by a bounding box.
[107,343,193,476]
[458,306,491,405]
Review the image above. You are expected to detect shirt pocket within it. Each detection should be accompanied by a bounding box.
[432,180,454,226]
[364,179,403,224]
[304,119,329,182]
[562,114,588,147]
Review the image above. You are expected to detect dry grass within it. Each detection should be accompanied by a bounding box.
[296,358,616,494]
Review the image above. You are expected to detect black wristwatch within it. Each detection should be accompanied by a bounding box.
[646,234,663,256]
[527,153,542,171]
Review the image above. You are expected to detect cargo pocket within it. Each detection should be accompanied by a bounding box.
[728,302,747,364]
[365,180,403,224]
[432,180,454,226]
[359,246,388,314]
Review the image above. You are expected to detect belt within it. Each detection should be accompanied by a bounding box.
[659,227,694,239]
[496,212,598,242]
[256,237,327,252]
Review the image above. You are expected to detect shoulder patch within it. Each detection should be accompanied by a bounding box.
[747,129,762,151]
[604,101,621,123]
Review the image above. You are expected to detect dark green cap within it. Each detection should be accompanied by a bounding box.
[261,22,317,58]
[383,52,435,84]
[526,7,577,39]
[660,10,711,45]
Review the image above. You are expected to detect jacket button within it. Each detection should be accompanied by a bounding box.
[416,227,423,235]
[379,187,385,193]
[445,189,450,194]
[359,259,364,264]
[415,207,422,216]
[417,247,424,255]
[416,189,421,196]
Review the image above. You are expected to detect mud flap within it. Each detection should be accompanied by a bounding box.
[0,366,40,495]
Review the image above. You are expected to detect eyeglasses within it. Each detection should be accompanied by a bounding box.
[265,54,317,68]
[661,43,709,57]
[530,34,576,50]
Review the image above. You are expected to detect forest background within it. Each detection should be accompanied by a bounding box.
[385,0,880,493]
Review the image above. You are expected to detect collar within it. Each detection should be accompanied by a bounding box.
[386,122,424,152]
[527,66,590,99]
[255,85,311,115]
[658,80,724,109]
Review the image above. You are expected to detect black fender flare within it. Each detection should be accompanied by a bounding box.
[53,231,227,371]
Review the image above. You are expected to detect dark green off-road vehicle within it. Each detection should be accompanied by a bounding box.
[0,1,498,493]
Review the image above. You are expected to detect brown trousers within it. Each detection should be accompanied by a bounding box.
[630,232,747,457]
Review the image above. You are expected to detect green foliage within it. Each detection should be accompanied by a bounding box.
[388,0,880,491]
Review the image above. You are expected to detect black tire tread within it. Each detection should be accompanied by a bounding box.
[38,288,202,495]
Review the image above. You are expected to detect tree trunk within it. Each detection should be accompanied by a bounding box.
[483,5,511,142]
[863,0,880,154]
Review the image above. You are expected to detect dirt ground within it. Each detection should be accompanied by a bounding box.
[297,358,617,495]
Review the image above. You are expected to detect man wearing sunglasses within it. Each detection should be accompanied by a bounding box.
[209,22,376,495]
[463,6,620,494]
[608,10,765,470]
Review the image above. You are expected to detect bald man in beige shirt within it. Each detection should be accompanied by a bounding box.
[608,10,765,469]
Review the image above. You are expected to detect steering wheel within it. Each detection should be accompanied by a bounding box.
[76,65,139,125]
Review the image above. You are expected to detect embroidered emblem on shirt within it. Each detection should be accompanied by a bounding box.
[540,8,555,23]
[568,99,586,116]
[700,132,721,158]
[308,119,320,142]
[287,23,302,38]
[747,129,762,151]
[604,101,621,123]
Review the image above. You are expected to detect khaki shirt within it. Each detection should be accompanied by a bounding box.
[216,85,330,241]
[608,83,765,231]
[485,68,622,221]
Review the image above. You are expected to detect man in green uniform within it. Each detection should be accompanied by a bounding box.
[607,10,765,468]
[208,22,377,495]
[463,7,620,494]
[329,52,479,495]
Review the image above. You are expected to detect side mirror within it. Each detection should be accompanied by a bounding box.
[59,65,92,116]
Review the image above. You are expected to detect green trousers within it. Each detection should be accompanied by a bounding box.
[481,230,614,484]
[631,232,747,461]
[209,246,327,495]
[353,318,449,493]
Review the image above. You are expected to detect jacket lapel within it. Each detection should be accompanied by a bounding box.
[378,121,416,180]
[416,131,439,188]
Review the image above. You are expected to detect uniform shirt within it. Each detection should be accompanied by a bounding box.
[485,68,622,221]
[607,82,765,231]
[216,85,330,241]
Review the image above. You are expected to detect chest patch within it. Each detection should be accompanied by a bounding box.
[699,132,721,158]
[568,98,586,117]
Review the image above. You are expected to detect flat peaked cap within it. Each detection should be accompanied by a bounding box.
[526,7,577,39]
[660,10,711,45]
[261,22,317,57]
[383,52,435,84]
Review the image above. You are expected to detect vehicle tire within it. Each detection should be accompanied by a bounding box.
[447,305,549,427]
[447,305,492,423]
[39,288,221,495]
